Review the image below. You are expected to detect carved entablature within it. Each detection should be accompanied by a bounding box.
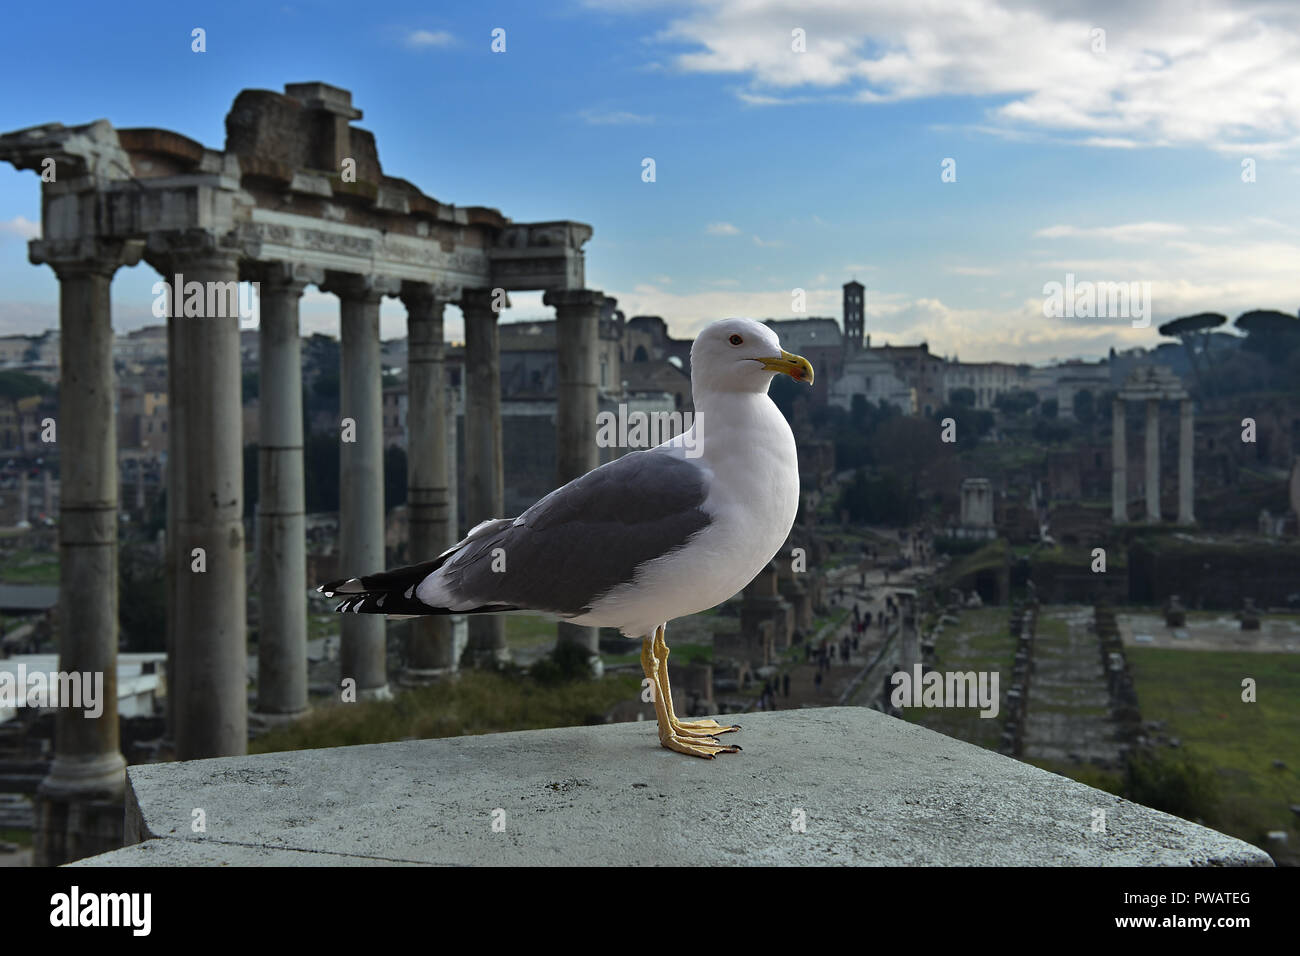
[1118,364,1188,402]
[237,214,491,287]
[1,84,590,293]
[488,220,592,291]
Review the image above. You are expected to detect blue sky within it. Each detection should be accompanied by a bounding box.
[1,0,1297,362]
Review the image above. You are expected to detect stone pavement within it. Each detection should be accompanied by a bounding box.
[72,707,1270,866]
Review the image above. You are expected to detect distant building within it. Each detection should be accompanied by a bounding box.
[762,318,844,404]
[623,359,692,410]
[1029,359,1110,418]
[383,384,408,449]
[871,343,946,416]
[624,315,692,369]
[830,350,915,413]
[117,379,169,456]
[943,361,1030,410]
[114,326,168,365]
[0,334,35,366]
[843,280,865,352]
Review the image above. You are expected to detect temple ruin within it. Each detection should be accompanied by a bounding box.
[0,82,607,862]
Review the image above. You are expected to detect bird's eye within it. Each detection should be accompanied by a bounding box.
[729,334,743,345]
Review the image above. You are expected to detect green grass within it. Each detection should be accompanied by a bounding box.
[251,670,642,754]
[0,548,58,584]
[1127,646,1300,849]
[0,826,32,848]
[1022,757,1124,796]
[504,612,562,649]
[901,606,1012,751]
[307,613,338,642]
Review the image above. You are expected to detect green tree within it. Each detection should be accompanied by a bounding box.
[1072,388,1095,426]
[119,544,166,652]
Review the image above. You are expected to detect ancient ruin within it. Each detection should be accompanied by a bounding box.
[1112,365,1194,524]
[0,82,603,862]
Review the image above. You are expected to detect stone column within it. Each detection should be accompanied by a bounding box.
[544,288,604,660]
[151,234,249,759]
[252,263,321,721]
[1178,398,1194,525]
[30,238,141,810]
[133,458,144,514]
[1145,398,1161,523]
[325,272,398,699]
[1111,398,1126,522]
[401,281,456,681]
[461,288,508,666]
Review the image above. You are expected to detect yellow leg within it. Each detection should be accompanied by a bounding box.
[653,625,741,738]
[641,631,739,759]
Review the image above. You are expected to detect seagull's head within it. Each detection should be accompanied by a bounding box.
[689,318,814,395]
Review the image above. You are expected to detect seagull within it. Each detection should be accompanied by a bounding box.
[318,317,813,758]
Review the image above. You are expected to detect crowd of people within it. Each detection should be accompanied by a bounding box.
[750,527,933,709]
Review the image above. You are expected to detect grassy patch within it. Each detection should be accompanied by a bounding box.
[901,606,1011,751]
[504,612,562,650]
[1022,757,1124,796]
[1127,646,1300,848]
[251,670,642,754]
[0,826,32,848]
[0,548,58,584]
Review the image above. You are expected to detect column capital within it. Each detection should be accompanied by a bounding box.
[400,280,458,313]
[244,260,324,294]
[460,287,507,317]
[143,228,243,275]
[543,287,605,312]
[321,271,400,303]
[30,237,144,278]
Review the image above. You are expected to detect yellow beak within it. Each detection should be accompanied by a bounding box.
[757,350,814,385]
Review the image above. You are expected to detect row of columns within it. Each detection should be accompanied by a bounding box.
[34,230,608,852]
[1111,397,1194,525]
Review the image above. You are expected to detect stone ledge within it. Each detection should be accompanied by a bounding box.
[75,708,1270,866]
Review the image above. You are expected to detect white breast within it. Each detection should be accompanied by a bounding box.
[577,392,800,638]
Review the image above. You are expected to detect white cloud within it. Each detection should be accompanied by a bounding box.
[751,235,782,247]
[592,0,1300,154]
[0,216,40,241]
[595,217,1299,362]
[705,222,741,235]
[405,30,454,49]
[579,108,654,125]
[1034,222,1187,242]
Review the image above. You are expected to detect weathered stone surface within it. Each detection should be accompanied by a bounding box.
[80,708,1271,867]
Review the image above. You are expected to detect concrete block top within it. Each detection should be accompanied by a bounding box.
[83,708,1269,866]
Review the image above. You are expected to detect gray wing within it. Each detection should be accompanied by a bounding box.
[428,449,712,616]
